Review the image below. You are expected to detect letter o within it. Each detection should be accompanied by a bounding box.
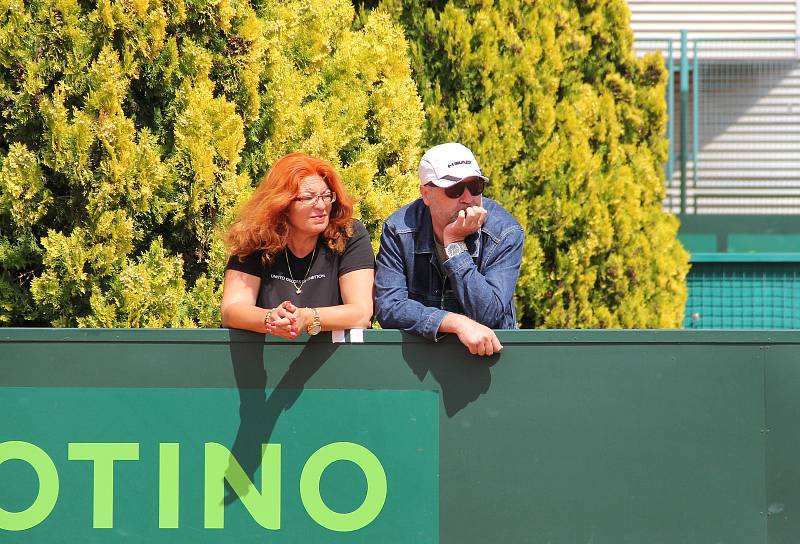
[0,441,59,531]
[300,442,387,532]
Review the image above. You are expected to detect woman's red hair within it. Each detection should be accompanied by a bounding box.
[225,152,354,262]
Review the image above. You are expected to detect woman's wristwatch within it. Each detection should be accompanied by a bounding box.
[306,308,321,335]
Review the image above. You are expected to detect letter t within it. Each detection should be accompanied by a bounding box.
[68,443,140,529]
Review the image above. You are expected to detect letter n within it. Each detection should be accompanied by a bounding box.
[203,442,280,530]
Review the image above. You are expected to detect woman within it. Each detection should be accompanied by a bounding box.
[221,152,374,338]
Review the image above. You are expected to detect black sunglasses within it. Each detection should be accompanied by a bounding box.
[428,177,487,198]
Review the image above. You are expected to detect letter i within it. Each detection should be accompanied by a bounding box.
[159,443,180,528]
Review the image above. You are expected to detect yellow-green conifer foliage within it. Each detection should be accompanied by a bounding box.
[378,0,689,327]
[0,0,423,326]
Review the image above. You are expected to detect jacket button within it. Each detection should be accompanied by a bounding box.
[434,290,440,295]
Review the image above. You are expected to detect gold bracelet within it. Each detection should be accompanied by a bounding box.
[263,308,275,330]
[306,307,321,335]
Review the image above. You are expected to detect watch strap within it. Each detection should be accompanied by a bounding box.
[306,307,321,335]
[445,241,468,259]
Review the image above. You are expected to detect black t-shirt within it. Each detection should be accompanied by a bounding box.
[225,220,375,309]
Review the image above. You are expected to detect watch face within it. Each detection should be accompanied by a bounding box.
[446,242,466,258]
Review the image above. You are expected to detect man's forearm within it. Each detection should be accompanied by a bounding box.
[443,228,523,327]
[443,252,512,327]
[375,295,448,341]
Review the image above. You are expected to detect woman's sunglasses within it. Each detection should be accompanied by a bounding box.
[428,177,487,199]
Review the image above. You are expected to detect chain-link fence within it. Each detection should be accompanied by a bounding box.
[685,258,800,328]
[635,36,800,215]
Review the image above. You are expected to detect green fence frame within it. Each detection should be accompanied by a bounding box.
[2,328,800,543]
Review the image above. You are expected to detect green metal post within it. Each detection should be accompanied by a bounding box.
[679,30,688,215]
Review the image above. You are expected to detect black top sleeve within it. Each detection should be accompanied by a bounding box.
[338,220,376,277]
[225,251,264,277]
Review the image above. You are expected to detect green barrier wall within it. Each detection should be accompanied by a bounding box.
[2,329,800,543]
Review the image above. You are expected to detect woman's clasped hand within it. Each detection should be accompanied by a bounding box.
[264,301,317,339]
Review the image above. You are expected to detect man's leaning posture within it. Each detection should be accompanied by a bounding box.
[375,142,524,356]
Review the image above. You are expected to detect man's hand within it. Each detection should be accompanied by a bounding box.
[442,206,487,245]
[456,320,503,356]
[440,312,502,356]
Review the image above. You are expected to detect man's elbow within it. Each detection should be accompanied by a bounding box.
[375,292,408,325]
[474,304,510,329]
[373,303,395,330]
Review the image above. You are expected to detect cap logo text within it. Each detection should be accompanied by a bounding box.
[447,160,471,168]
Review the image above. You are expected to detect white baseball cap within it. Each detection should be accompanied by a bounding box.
[418,142,488,188]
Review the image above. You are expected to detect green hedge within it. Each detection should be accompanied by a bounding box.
[0,0,423,326]
[1,0,688,328]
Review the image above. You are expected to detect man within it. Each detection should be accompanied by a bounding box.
[375,142,524,356]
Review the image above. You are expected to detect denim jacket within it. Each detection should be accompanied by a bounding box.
[375,197,524,341]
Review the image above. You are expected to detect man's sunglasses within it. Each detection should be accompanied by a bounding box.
[428,177,487,199]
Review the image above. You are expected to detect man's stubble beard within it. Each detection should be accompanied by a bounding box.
[445,196,483,224]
